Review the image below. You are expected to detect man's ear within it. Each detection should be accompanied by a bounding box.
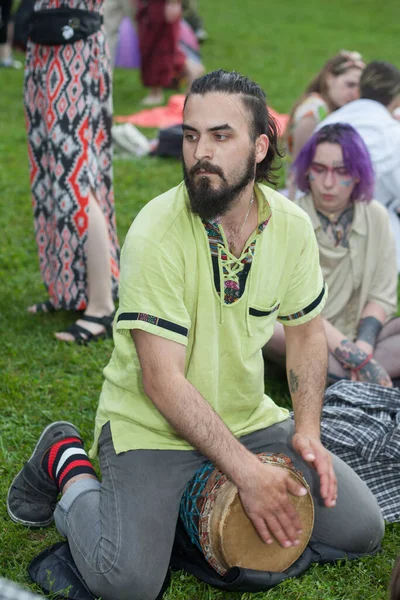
[255,133,269,164]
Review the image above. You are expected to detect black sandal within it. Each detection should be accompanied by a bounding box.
[59,313,115,345]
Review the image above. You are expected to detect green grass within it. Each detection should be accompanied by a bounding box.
[1,0,400,598]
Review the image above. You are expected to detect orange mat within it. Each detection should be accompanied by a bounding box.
[115,94,289,134]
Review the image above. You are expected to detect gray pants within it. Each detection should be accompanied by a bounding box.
[54,420,384,600]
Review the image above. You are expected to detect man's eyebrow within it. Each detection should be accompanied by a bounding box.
[182,124,233,132]
[208,124,233,132]
[182,124,198,132]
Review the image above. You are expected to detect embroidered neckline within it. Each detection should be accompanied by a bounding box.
[202,216,271,304]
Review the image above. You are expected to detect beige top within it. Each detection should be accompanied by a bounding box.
[296,195,398,340]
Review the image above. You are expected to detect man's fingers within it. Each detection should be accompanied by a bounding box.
[251,516,273,545]
[326,460,338,506]
[286,476,308,500]
[265,508,301,548]
[314,452,337,506]
[294,438,316,462]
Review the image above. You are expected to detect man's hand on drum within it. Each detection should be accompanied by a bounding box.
[238,462,308,549]
[292,433,337,508]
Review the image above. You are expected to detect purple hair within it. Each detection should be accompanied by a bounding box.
[292,123,375,202]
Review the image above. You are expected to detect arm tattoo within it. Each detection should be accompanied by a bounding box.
[333,339,369,369]
[356,316,383,347]
[358,358,391,386]
[289,369,299,393]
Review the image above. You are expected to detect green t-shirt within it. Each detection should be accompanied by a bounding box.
[89,182,327,455]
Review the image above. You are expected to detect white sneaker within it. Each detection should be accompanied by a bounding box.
[112,124,151,157]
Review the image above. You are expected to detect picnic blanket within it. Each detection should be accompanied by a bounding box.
[320,380,400,522]
[115,94,289,133]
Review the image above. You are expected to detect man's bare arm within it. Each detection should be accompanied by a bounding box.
[284,315,337,506]
[132,329,308,548]
[132,329,253,478]
[285,315,327,433]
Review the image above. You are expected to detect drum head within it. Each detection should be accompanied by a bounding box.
[199,455,314,575]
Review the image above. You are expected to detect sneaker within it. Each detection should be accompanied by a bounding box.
[7,421,81,527]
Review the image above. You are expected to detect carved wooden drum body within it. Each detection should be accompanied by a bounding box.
[180,452,314,575]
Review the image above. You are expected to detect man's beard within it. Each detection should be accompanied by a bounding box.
[183,150,256,221]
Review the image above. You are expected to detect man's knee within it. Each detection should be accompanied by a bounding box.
[313,454,385,554]
[87,566,167,600]
[346,503,385,554]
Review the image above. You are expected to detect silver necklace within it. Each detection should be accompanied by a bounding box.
[238,193,254,238]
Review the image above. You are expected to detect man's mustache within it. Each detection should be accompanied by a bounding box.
[189,161,226,181]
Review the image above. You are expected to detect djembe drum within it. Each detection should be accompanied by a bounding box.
[180,452,314,575]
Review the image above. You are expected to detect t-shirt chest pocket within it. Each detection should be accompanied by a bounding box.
[241,300,280,360]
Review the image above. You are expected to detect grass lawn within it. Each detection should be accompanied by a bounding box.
[1,0,400,598]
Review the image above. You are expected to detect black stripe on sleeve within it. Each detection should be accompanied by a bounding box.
[249,305,280,317]
[279,284,326,321]
[117,312,189,337]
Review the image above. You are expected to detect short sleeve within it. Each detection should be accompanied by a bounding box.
[277,218,327,326]
[294,94,329,125]
[115,229,191,346]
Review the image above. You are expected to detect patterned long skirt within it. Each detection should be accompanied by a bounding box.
[24,24,119,311]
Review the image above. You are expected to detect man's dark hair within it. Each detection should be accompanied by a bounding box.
[185,70,284,185]
[360,61,400,106]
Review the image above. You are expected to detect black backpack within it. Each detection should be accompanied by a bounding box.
[152,125,184,159]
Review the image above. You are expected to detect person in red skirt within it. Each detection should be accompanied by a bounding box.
[25,0,120,343]
[136,0,204,105]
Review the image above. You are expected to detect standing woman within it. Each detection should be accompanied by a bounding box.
[264,124,400,387]
[135,0,204,106]
[25,0,120,343]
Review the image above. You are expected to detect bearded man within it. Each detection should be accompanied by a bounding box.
[7,70,384,600]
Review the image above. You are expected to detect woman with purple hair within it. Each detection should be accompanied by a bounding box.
[264,123,400,386]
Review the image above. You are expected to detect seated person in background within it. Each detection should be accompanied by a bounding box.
[136,0,204,106]
[316,61,400,270]
[286,51,364,199]
[264,123,400,387]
